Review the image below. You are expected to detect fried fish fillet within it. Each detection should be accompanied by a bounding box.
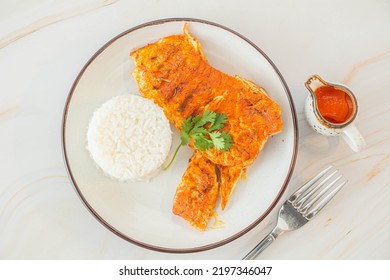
[131,24,282,230]
[172,151,219,231]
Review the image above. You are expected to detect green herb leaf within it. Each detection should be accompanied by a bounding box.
[196,110,216,128]
[219,131,233,152]
[209,131,224,150]
[190,126,205,136]
[191,115,201,126]
[180,132,190,145]
[164,110,233,170]
[208,113,227,131]
[193,134,213,151]
[181,117,194,135]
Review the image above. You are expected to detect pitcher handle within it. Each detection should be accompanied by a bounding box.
[341,124,366,152]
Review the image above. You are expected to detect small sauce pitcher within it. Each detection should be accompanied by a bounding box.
[304,74,366,152]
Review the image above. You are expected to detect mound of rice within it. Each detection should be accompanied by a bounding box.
[86,94,172,182]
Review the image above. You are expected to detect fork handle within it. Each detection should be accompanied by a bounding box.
[242,228,281,260]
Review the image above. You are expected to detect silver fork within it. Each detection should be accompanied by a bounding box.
[243,165,347,260]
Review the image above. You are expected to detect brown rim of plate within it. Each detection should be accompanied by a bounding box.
[61,17,299,254]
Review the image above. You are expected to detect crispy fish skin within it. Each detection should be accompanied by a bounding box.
[131,24,282,230]
[172,151,219,231]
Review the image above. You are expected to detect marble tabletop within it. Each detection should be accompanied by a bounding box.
[1,0,389,260]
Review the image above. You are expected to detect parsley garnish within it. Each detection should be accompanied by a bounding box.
[163,110,233,170]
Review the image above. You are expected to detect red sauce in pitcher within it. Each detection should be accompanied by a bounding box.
[314,86,353,124]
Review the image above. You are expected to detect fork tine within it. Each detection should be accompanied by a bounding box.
[293,170,339,208]
[289,165,333,203]
[300,174,343,214]
[305,180,348,220]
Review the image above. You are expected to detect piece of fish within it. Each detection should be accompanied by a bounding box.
[131,24,282,230]
[172,151,219,231]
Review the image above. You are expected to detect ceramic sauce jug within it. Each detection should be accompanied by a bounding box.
[305,74,366,152]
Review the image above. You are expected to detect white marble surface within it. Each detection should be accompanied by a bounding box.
[1,0,389,259]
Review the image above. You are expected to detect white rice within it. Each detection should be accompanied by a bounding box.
[86,94,172,182]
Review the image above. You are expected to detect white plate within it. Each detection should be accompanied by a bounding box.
[62,18,298,253]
